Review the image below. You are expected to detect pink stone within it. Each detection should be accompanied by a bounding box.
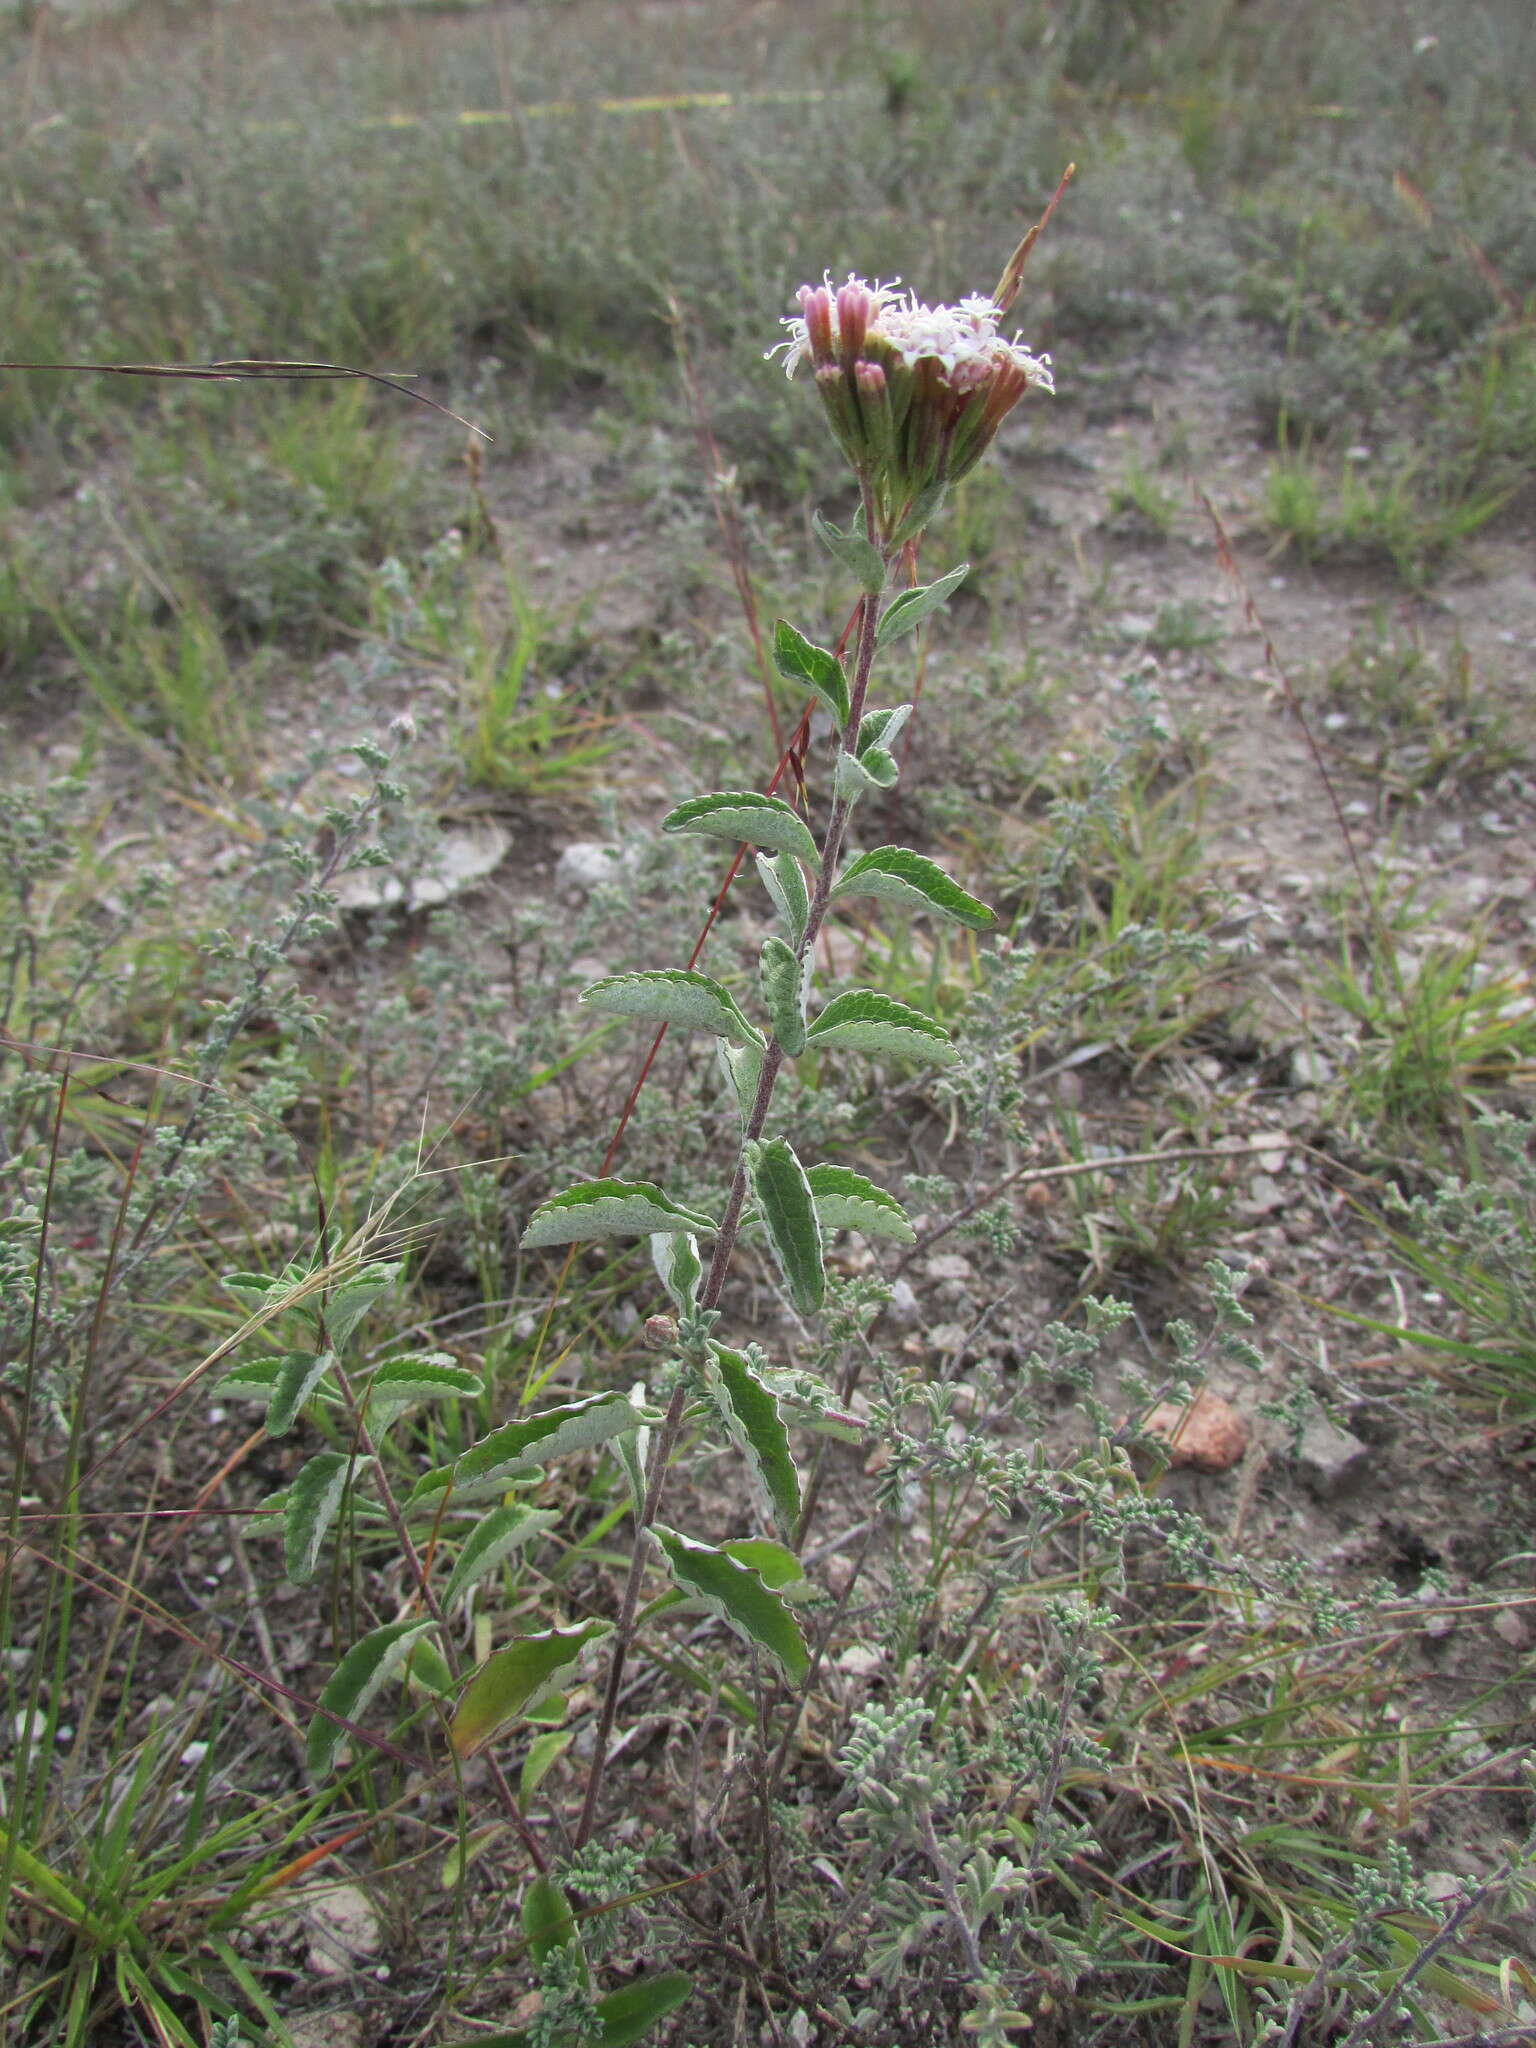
[1141,1390,1249,1474]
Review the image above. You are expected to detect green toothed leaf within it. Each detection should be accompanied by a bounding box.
[755,850,810,951]
[284,1450,369,1586]
[831,845,995,930]
[223,1269,283,1308]
[611,1403,651,1519]
[772,620,850,728]
[651,1231,702,1311]
[759,936,807,1057]
[441,1503,561,1608]
[449,1620,611,1757]
[652,1526,809,1682]
[746,1137,824,1316]
[834,745,897,800]
[581,970,763,1050]
[322,1262,403,1349]
[856,705,912,755]
[364,1353,483,1434]
[812,509,885,594]
[804,1163,917,1242]
[661,790,819,868]
[306,1616,437,1779]
[369,1353,482,1403]
[265,1350,338,1438]
[521,1178,716,1248]
[720,1537,807,1590]
[718,1040,764,1124]
[705,1343,801,1537]
[805,989,958,1065]
[875,562,970,649]
[217,1355,291,1402]
[410,1392,645,1504]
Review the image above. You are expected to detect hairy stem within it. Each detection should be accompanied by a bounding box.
[574,521,893,1847]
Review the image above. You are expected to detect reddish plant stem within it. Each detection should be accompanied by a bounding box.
[573,507,891,1849]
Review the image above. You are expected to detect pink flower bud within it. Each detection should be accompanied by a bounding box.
[835,279,875,362]
[796,284,836,367]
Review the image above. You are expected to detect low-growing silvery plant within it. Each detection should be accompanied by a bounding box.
[219,251,1056,2033]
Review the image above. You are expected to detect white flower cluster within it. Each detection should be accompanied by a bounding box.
[771,274,1053,395]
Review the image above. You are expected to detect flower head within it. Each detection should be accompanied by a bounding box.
[770,272,1053,538]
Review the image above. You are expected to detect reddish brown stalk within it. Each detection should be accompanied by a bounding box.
[991,163,1077,316]
[893,537,925,772]
[519,701,817,1392]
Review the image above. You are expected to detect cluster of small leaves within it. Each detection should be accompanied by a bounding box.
[113,735,413,1273]
[558,1838,668,1963]
[527,1944,603,2048]
[1349,1842,1433,1954]
[984,1690,1106,1794]
[933,940,1042,1151]
[838,1697,941,1819]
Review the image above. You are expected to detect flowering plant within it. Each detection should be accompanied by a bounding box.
[244,220,1060,2038]
[491,247,1056,1856]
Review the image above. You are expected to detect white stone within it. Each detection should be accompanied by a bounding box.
[1295,1413,1369,1496]
[837,1643,884,1678]
[303,1882,383,1979]
[553,841,633,900]
[885,1279,921,1327]
[333,820,511,912]
[923,1253,973,1284]
[1290,1047,1334,1088]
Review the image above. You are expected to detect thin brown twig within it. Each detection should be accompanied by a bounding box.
[326,1354,549,1873]
[1193,486,1378,918]
[16,1537,430,1771]
[1337,1853,1521,2048]
[893,1135,1288,1274]
[0,356,490,438]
